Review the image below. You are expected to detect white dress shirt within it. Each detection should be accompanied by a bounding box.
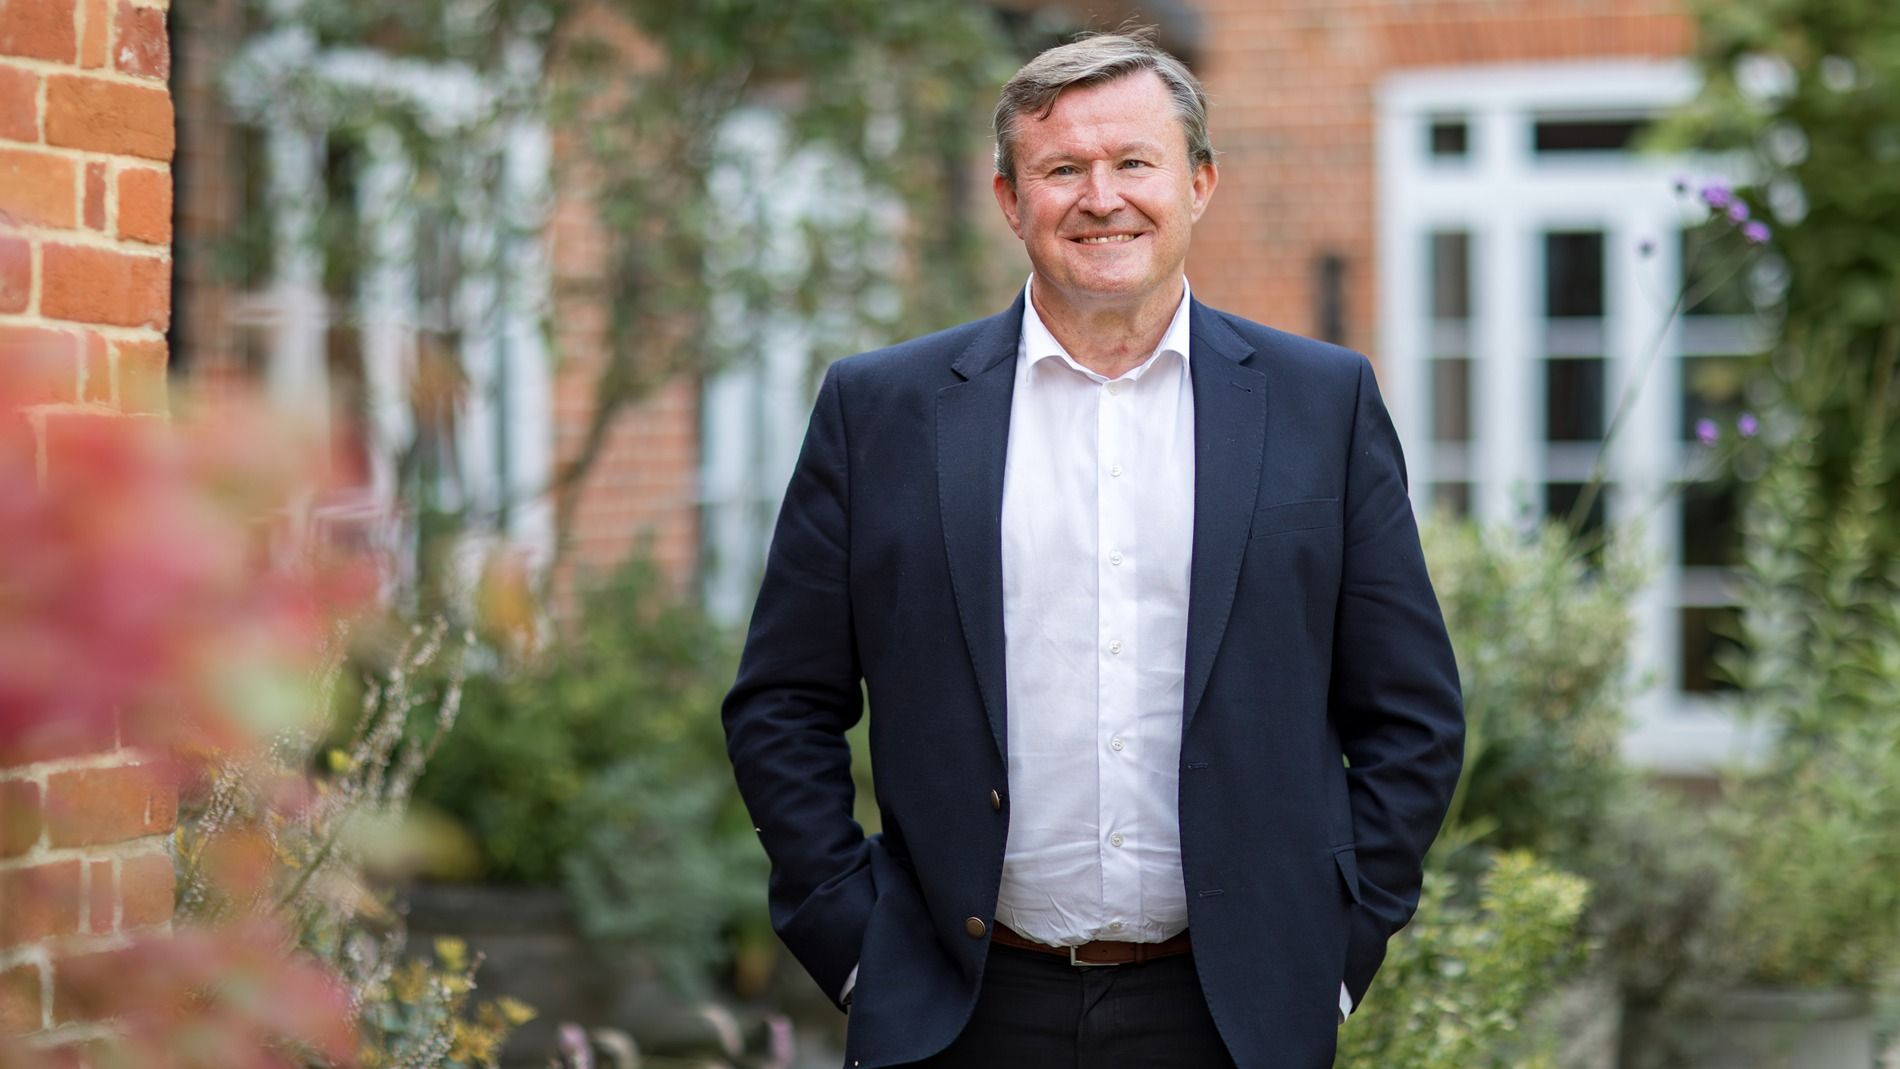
[847,277,1351,1021]
[995,277,1197,946]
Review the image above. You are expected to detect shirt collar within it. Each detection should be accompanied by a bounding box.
[1019,275,1193,382]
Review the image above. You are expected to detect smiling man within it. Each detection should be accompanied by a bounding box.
[722,31,1464,1069]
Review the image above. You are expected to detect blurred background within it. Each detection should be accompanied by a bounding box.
[5,0,1898,1066]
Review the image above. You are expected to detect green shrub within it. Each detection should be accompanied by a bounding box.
[1420,516,1646,862]
[1719,405,1900,989]
[1337,852,1591,1069]
[412,555,764,990]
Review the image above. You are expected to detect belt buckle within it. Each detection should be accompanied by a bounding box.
[1068,945,1116,968]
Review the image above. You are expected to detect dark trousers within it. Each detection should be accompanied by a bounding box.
[904,943,1239,1069]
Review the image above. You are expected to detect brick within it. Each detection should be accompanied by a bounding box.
[114,336,165,412]
[119,851,172,930]
[114,1,167,80]
[0,147,79,229]
[0,64,35,143]
[0,861,82,949]
[43,764,177,848]
[0,779,41,857]
[51,946,133,1025]
[85,860,112,934]
[0,712,115,767]
[83,161,106,230]
[40,243,170,330]
[44,75,173,162]
[0,326,81,404]
[0,232,27,314]
[0,962,42,1033]
[79,0,108,69]
[0,0,78,64]
[80,332,108,402]
[116,165,169,245]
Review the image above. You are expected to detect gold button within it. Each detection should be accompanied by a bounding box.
[989,789,1002,811]
[964,917,987,938]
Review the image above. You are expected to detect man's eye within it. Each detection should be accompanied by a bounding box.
[1121,159,1149,169]
[1051,165,1080,176]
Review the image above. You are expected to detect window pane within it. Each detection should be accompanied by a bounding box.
[1680,482,1740,568]
[1681,356,1748,440]
[1681,606,1742,693]
[1432,358,1472,443]
[1545,358,1606,442]
[1682,228,1755,317]
[1545,231,1605,318]
[1546,482,1607,542]
[1533,116,1648,154]
[1430,232,1471,320]
[1430,482,1472,517]
[1430,119,1469,158]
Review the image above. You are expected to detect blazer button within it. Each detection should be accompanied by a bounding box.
[964,917,987,938]
[989,789,1002,812]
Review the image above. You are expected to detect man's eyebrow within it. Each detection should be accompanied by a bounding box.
[1024,141,1169,169]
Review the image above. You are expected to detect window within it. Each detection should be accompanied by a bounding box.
[1378,60,1756,771]
[1533,115,1649,154]
[1430,118,1469,159]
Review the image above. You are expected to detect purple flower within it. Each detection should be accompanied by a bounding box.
[1743,220,1771,244]
[1738,412,1759,438]
[1727,199,1750,222]
[1700,182,1734,210]
[1696,418,1720,446]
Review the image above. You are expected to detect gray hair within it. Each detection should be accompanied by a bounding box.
[993,30,1214,186]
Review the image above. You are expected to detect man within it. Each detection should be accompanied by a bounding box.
[722,31,1463,1069]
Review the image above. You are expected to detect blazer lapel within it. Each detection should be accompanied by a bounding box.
[1182,300,1266,735]
[937,294,1024,762]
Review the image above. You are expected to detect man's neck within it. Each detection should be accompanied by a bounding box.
[1030,278,1184,379]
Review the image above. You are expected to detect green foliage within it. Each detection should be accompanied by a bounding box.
[413,555,762,989]
[1337,852,1592,1069]
[1665,0,1900,561]
[1419,517,1645,862]
[176,620,534,1069]
[1716,402,1900,988]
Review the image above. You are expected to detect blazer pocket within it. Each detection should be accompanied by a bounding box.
[1251,497,1341,540]
[1330,844,1364,907]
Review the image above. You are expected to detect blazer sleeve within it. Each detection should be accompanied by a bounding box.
[721,363,873,1007]
[1330,356,1466,1008]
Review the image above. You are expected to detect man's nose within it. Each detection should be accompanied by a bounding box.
[1077,163,1124,215]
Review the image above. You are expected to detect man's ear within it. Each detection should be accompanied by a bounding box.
[1189,162,1218,224]
[993,172,1024,238]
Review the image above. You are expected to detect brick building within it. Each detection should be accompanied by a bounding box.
[161,1,1735,766]
[1,0,181,1047]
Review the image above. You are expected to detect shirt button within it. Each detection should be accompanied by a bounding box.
[1108,639,1123,655]
[1109,834,1125,848]
[1110,736,1125,751]
[1106,380,1124,396]
[1109,551,1124,566]
[1109,464,1123,477]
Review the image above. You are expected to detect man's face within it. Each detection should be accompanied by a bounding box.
[993,69,1217,316]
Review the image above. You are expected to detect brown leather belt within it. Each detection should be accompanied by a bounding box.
[992,923,1193,966]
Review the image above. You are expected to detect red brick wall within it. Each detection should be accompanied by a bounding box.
[1187,0,1692,358]
[0,0,178,1045]
[547,4,698,602]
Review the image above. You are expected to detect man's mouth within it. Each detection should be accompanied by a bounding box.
[1073,233,1141,245]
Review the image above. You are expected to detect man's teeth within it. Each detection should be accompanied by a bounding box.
[1078,234,1137,244]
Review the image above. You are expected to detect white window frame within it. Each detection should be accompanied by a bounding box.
[1375,60,1768,773]
[224,29,556,589]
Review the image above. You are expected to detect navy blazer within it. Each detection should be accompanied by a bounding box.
[722,293,1464,1069]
